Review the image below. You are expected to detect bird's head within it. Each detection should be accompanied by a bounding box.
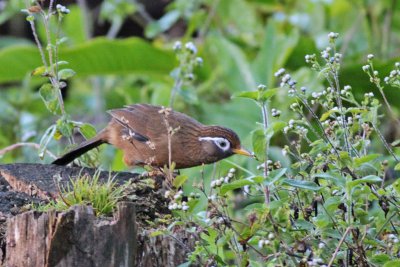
[199,126,253,161]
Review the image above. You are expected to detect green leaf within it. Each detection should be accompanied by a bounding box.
[252,21,299,87]
[339,151,353,167]
[205,36,256,92]
[282,179,321,191]
[272,121,286,132]
[371,254,391,265]
[252,128,266,162]
[233,91,259,101]
[56,119,74,138]
[145,10,180,38]
[265,168,287,186]
[79,123,97,139]
[259,88,279,101]
[39,124,57,159]
[58,68,76,80]
[320,109,338,121]
[354,154,380,167]
[31,65,47,76]
[150,230,165,237]
[383,260,400,267]
[220,179,254,195]
[39,83,59,114]
[395,162,400,171]
[0,38,175,83]
[173,175,188,188]
[348,175,382,188]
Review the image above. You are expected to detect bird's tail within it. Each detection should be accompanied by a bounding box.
[52,131,107,165]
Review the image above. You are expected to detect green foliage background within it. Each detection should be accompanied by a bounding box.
[1,0,400,266]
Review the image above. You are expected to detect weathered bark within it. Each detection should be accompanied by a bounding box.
[0,163,195,267]
[6,202,137,267]
[136,230,196,266]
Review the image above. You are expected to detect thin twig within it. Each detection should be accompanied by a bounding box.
[328,227,352,267]
[0,142,57,159]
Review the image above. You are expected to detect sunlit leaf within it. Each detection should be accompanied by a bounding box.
[173,175,188,188]
[220,179,254,195]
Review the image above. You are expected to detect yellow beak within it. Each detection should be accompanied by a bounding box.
[232,147,254,157]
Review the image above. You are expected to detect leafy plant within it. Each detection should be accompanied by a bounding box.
[160,33,400,266]
[36,170,125,216]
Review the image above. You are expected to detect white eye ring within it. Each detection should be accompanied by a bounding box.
[199,137,231,152]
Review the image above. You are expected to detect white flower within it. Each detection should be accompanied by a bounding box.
[173,41,182,51]
[328,32,339,39]
[185,42,197,54]
[367,54,374,60]
[362,65,370,72]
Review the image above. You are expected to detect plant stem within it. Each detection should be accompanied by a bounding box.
[260,102,270,205]
[328,227,352,267]
[169,78,183,109]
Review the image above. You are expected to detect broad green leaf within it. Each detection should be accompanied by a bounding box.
[354,154,380,167]
[272,121,286,132]
[56,119,74,138]
[339,151,353,167]
[282,179,321,191]
[348,175,382,188]
[347,107,368,114]
[252,128,266,162]
[320,109,338,121]
[173,175,188,188]
[79,123,97,139]
[58,68,76,80]
[31,65,46,76]
[233,91,259,101]
[324,196,342,213]
[259,88,279,101]
[39,83,59,114]
[205,36,256,92]
[220,179,254,195]
[370,254,391,265]
[0,37,175,83]
[383,260,400,267]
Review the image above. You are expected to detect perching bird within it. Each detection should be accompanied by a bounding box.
[52,104,252,169]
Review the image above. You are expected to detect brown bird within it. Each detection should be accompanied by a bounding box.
[52,104,252,169]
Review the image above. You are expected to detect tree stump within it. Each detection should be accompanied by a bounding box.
[0,163,195,267]
[6,202,136,267]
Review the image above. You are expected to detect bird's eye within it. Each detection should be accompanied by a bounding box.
[216,138,230,151]
[198,137,231,151]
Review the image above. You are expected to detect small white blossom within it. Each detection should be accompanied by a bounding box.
[173,41,182,51]
[185,42,197,54]
[268,233,275,239]
[328,32,339,39]
[362,65,370,72]
[274,68,285,77]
